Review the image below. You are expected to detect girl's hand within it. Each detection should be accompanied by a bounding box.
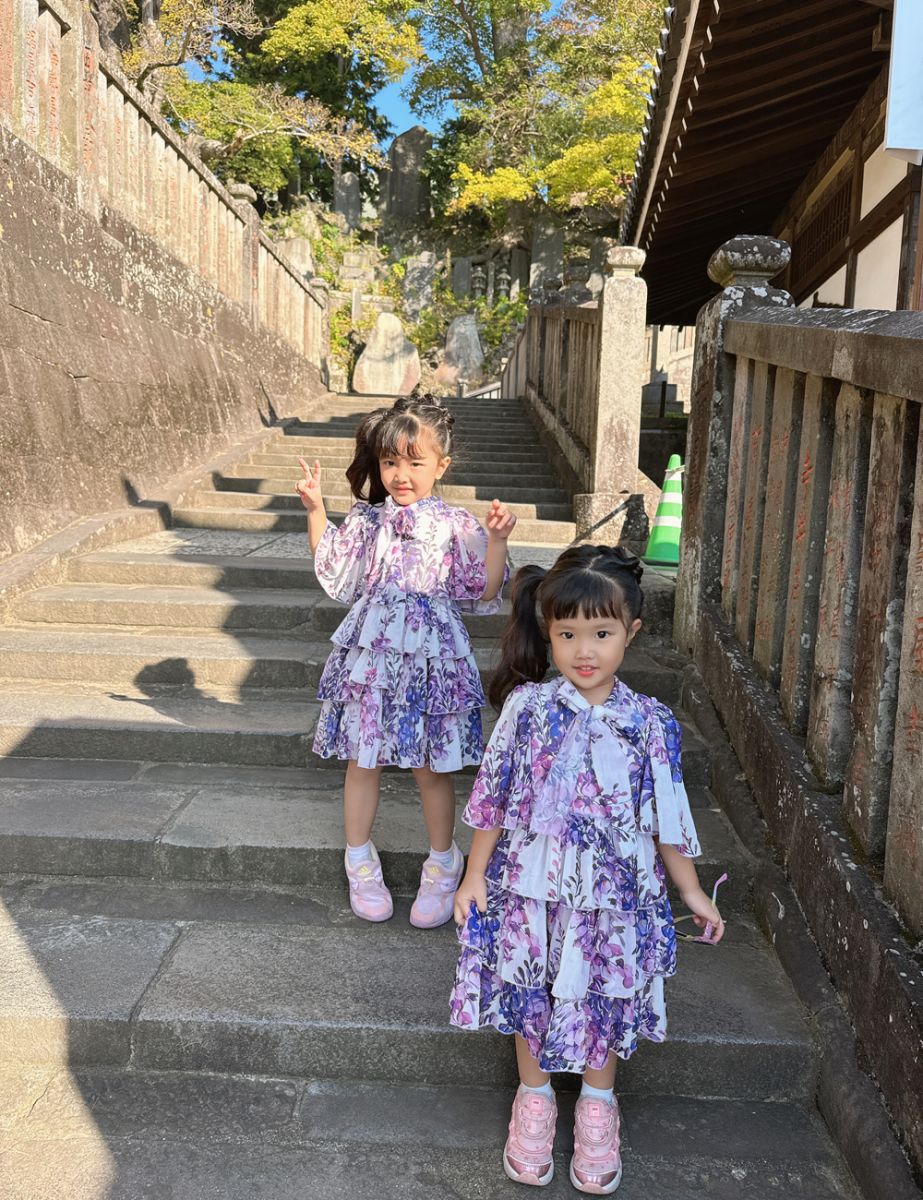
[680,886,725,943]
[486,499,517,540]
[295,458,323,512]
[453,870,488,925]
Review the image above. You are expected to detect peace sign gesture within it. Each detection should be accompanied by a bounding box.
[295,457,324,513]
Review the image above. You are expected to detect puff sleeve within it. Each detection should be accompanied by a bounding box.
[448,507,508,615]
[462,683,536,830]
[313,503,375,605]
[640,704,701,857]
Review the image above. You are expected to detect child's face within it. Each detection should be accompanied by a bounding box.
[379,433,450,505]
[547,611,642,705]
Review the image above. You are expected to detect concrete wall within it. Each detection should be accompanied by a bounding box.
[0,0,328,560]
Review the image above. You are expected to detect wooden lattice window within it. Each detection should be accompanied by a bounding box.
[790,174,854,298]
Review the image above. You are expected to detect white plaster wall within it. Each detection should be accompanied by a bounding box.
[854,218,903,310]
[861,144,908,218]
[799,263,848,308]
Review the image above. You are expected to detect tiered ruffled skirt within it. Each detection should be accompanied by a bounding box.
[312,590,486,771]
[450,824,678,1072]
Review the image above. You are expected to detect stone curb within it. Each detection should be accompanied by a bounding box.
[0,422,288,624]
[680,664,922,1200]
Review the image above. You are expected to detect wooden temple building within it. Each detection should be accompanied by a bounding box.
[621,0,920,324]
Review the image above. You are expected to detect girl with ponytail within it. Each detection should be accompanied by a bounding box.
[296,394,516,930]
[450,545,724,1194]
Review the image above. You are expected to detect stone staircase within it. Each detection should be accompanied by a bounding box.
[0,395,862,1198]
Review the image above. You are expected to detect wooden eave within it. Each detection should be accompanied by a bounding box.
[622,0,887,325]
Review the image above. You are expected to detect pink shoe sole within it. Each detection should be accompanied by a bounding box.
[502,1148,555,1187]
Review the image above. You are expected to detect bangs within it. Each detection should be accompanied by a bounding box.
[367,412,427,460]
[541,568,627,623]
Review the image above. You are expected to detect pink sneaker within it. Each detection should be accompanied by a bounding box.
[502,1086,557,1187]
[409,844,464,929]
[570,1095,622,1194]
[344,844,393,922]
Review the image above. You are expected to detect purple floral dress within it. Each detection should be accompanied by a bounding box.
[450,675,701,1073]
[312,494,504,772]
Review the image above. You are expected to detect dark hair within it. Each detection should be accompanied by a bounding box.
[489,545,644,709]
[345,394,456,504]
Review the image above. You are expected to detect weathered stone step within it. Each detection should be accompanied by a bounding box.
[69,550,318,590]
[0,629,680,705]
[0,888,812,1099]
[249,443,555,464]
[269,437,552,457]
[0,686,315,767]
[223,461,564,488]
[0,687,711,780]
[185,489,574,523]
[0,772,737,895]
[0,1065,859,1200]
[215,474,572,506]
[63,550,677,638]
[172,506,578,545]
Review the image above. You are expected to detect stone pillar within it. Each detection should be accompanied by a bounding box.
[510,247,530,300]
[573,247,646,541]
[884,427,923,936]
[673,235,793,657]
[452,256,471,299]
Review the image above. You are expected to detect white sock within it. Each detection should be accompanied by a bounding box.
[522,1081,554,1100]
[346,840,374,867]
[428,843,457,869]
[580,1081,614,1105]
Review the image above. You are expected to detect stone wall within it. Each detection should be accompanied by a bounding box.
[0,0,328,560]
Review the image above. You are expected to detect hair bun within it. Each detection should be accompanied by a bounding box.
[610,545,644,582]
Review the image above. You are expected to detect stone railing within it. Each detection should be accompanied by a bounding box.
[0,0,326,367]
[501,248,654,540]
[677,235,923,1171]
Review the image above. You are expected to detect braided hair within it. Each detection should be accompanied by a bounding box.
[345,393,456,504]
[489,545,644,709]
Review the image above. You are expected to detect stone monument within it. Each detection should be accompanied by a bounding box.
[352,312,421,395]
[403,251,437,322]
[334,171,361,231]
[384,127,432,223]
[529,216,564,289]
[435,314,484,391]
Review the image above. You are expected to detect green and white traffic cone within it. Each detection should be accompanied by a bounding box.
[644,454,683,567]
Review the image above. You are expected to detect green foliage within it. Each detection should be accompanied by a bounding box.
[262,0,420,81]
[311,223,363,285]
[416,0,662,230]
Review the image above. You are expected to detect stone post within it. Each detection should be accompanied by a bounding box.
[673,235,793,656]
[572,247,646,542]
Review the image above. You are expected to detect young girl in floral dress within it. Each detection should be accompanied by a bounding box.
[451,545,724,1193]
[296,394,515,928]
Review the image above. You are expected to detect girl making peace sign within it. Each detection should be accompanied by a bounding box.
[297,394,516,929]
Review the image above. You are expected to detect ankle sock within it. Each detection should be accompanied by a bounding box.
[428,843,457,870]
[522,1081,555,1100]
[579,1081,614,1105]
[346,840,374,867]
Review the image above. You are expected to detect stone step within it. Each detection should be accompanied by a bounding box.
[0,770,737,895]
[270,437,552,457]
[223,461,564,488]
[69,549,319,591]
[0,686,316,767]
[0,883,812,1100]
[276,428,545,448]
[215,474,572,506]
[172,506,578,545]
[0,628,681,705]
[0,686,711,779]
[184,489,574,523]
[0,1067,858,1200]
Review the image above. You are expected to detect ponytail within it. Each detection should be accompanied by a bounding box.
[346,408,389,503]
[489,565,548,709]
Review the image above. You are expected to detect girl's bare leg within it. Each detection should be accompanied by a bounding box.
[412,764,456,852]
[515,1034,551,1088]
[344,760,383,845]
[582,1056,617,1091]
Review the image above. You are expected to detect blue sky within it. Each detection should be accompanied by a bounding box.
[376,75,443,137]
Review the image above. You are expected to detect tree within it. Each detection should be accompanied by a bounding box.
[412,0,662,230]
